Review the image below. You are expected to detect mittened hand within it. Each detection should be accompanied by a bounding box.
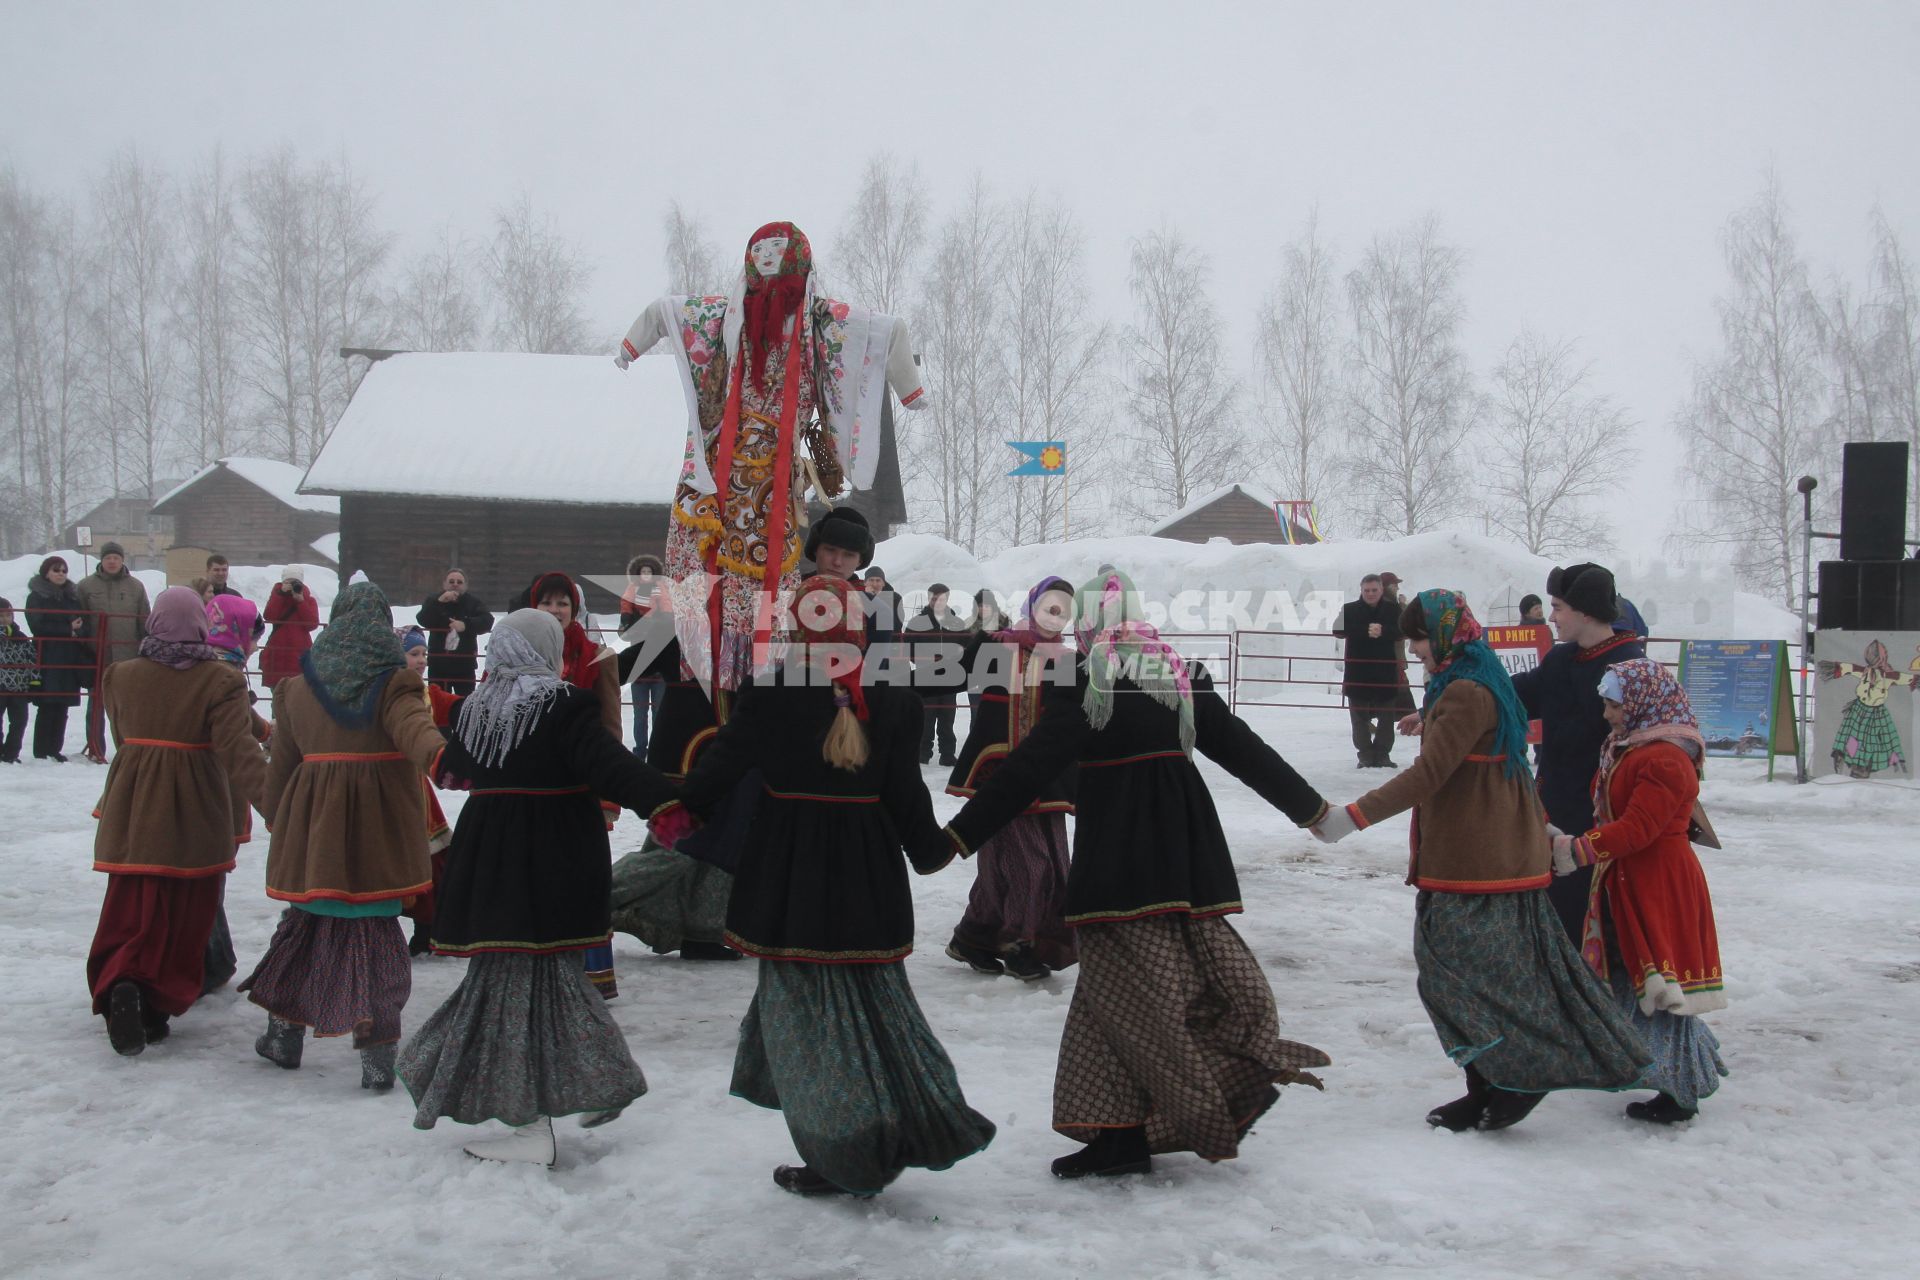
[1550,835,1577,876]
[614,350,632,371]
[1312,804,1359,845]
[648,801,698,849]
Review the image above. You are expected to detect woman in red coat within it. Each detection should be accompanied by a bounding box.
[259,566,320,689]
[1552,658,1727,1123]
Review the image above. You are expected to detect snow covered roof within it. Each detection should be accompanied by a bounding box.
[1148,481,1287,535]
[308,533,340,566]
[152,458,340,516]
[299,351,689,506]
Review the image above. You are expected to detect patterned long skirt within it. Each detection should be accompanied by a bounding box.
[399,952,648,1129]
[1414,890,1650,1092]
[1055,915,1330,1160]
[951,812,1077,970]
[87,872,223,1018]
[608,835,732,953]
[1604,926,1727,1109]
[1831,699,1905,774]
[238,908,412,1048]
[731,959,996,1196]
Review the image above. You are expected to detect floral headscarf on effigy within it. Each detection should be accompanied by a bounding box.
[736,220,813,395]
[1075,568,1196,756]
[1595,658,1706,792]
[1414,588,1533,782]
[302,580,405,728]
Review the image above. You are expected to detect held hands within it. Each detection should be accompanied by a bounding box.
[1367,623,1382,638]
[1311,804,1359,845]
[1396,713,1423,736]
[1550,834,1578,877]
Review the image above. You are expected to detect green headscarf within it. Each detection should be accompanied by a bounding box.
[1415,588,1533,782]
[1074,568,1197,756]
[301,580,406,728]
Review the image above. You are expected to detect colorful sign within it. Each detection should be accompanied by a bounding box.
[1485,623,1553,743]
[1680,639,1798,780]
[1007,441,1066,476]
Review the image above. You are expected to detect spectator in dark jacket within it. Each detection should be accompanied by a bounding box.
[0,598,37,762]
[416,569,493,693]
[906,583,969,765]
[1334,574,1402,767]
[1519,594,1545,624]
[25,556,90,761]
[861,566,904,646]
[206,554,242,599]
[618,554,666,754]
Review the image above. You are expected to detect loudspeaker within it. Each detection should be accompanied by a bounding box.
[1840,441,1910,561]
[1818,558,1920,630]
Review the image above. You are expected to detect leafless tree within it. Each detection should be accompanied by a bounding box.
[834,154,929,317]
[1478,331,1631,555]
[1253,210,1342,532]
[1822,278,1886,446]
[95,146,179,501]
[390,225,483,352]
[997,192,1109,545]
[311,156,391,438]
[484,193,593,355]
[1343,213,1474,538]
[1120,224,1240,523]
[908,176,1007,552]
[237,147,313,464]
[662,200,728,296]
[178,147,246,462]
[1675,174,1829,603]
[1869,211,1920,538]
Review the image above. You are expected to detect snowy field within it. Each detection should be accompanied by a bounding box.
[3,703,1917,1280]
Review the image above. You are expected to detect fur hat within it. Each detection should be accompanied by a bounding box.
[1546,563,1619,624]
[804,505,875,569]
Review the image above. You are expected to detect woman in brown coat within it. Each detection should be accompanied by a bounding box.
[1313,590,1648,1132]
[87,587,268,1056]
[238,580,447,1090]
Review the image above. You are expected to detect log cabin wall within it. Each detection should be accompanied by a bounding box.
[156,468,324,566]
[1154,489,1315,546]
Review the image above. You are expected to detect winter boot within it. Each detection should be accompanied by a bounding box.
[1625,1092,1698,1124]
[773,1164,861,1197]
[142,1008,172,1045]
[361,1041,398,1091]
[945,939,1004,976]
[254,1015,306,1069]
[1425,1063,1491,1132]
[679,940,742,961]
[408,928,433,958]
[1001,941,1051,982]
[464,1116,557,1168]
[1477,1086,1545,1131]
[1050,1125,1152,1179]
[106,982,147,1057]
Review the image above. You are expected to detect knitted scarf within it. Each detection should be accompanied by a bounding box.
[302,581,404,729]
[1075,568,1196,756]
[139,586,224,670]
[1593,658,1706,807]
[1416,588,1533,782]
[457,609,568,768]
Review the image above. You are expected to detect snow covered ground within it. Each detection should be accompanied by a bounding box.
[4,704,1916,1280]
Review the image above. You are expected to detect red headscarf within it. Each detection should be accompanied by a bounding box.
[739,221,812,394]
[527,570,596,690]
[791,573,868,721]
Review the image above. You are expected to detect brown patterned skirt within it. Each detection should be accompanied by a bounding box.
[1054,914,1328,1160]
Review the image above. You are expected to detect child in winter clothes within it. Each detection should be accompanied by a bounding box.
[0,599,38,762]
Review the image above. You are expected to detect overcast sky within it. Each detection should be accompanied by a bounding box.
[5,1,1917,559]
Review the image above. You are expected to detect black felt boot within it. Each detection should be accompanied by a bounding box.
[106,982,147,1057]
[254,1014,306,1069]
[773,1164,859,1197]
[1237,1085,1282,1140]
[1477,1086,1545,1131]
[679,940,742,961]
[361,1041,398,1090]
[1425,1063,1490,1131]
[1050,1125,1152,1179]
[945,940,1004,976]
[1625,1092,1697,1124]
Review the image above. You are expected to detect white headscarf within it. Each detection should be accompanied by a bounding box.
[456,609,567,768]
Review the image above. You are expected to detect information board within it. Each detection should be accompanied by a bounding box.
[1485,623,1552,744]
[1679,639,1797,779]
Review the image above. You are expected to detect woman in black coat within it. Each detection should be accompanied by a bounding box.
[25,556,92,761]
[414,568,493,693]
[654,575,995,1199]
[937,569,1333,1180]
[398,609,678,1169]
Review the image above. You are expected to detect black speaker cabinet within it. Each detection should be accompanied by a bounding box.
[1840,441,1910,562]
[1819,558,1920,630]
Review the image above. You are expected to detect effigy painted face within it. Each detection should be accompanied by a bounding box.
[749,236,790,278]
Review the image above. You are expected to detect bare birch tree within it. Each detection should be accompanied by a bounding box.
[1343,214,1474,538]
[1675,175,1829,603]
[238,147,313,464]
[834,154,928,315]
[390,226,483,352]
[1823,278,1886,446]
[96,146,180,500]
[485,193,593,355]
[662,200,728,297]
[908,177,1006,551]
[1120,225,1239,523]
[179,147,245,462]
[1253,211,1342,531]
[1869,211,1920,539]
[1478,331,1631,554]
[311,157,391,443]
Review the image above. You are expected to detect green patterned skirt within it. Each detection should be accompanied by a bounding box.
[1831,699,1906,774]
[608,834,732,953]
[731,959,996,1195]
[1414,890,1650,1093]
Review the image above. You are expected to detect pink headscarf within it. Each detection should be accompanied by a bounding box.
[140,587,224,670]
[206,596,262,656]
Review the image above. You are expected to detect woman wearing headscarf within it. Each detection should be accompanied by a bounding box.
[943,575,1079,981]
[86,587,268,1054]
[1315,590,1650,1132]
[519,569,626,995]
[1550,658,1727,1123]
[202,594,271,995]
[399,628,457,955]
[936,569,1333,1180]
[239,581,448,1090]
[650,574,994,1198]
[399,610,678,1168]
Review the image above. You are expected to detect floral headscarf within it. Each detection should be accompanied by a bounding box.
[205,595,262,660]
[995,575,1074,650]
[139,587,224,671]
[457,609,567,769]
[302,581,405,728]
[1594,658,1705,794]
[1076,568,1196,756]
[739,221,812,394]
[1415,588,1533,782]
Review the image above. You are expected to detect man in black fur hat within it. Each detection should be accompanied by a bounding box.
[804,505,874,581]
